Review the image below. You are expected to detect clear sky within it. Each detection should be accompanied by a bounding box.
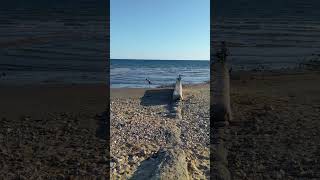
[111,0,210,60]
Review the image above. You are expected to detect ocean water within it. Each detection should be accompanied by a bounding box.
[212,0,320,70]
[111,59,209,88]
[0,1,107,85]
[0,21,107,85]
[1,0,319,86]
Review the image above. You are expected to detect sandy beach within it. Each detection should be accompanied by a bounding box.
[0,84,109,179]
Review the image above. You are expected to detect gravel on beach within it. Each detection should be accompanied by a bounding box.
[0,113,109,179]
[110,84,210,179]
[0,85,109,179]
[226,71,320,180]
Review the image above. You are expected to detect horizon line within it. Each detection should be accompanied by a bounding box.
[110,58,210,61]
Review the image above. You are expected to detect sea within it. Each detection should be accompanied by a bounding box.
[111,59,209,88]
[212,0,320,70]
[1,0,319,86]
[0,0,108,86]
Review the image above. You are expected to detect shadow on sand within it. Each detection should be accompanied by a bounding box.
[140,89,173,106]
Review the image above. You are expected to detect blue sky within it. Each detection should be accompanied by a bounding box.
[111,0,210,60]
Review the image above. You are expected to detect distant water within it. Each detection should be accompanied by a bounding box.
[0,1,107,85]
[213,0,320,70]
[0,58,107,85]
[111,59,209,88]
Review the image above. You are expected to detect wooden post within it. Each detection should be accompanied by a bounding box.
[211,42,232,180]
[172,77,183,101]
[211,60,232,126]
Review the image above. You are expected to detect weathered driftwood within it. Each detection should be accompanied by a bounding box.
[170,101,182,119]
[211,59,232,180]
[130,147,189,180]
[172,77,183,101]
[211,129,231,180]
[211,61,232,124]
[130,77,189,180]
[155,126,189,180]
[130,121,189,180]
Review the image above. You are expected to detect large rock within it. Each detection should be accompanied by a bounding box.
[130,147,189,180]
[130,121,189,179]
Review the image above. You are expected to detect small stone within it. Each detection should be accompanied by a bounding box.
[118,167,125,174]
[188,160,200,172]
[138,149,146,156]
[128,155,138,164]
[264,104,274,111]
[57,156,65,162]
[18,175,27,180]
[57,174,65,179]
[275,172,283,179]
[110,162,116,168]
[116,156,125,164]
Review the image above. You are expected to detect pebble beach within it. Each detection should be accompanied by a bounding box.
[0,85,109,179]
[110,84,210,179]
[111,69,320,180]
[226,70,320,179]
[0,69,319,179]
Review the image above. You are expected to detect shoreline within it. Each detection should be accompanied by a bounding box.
[0,83,108,120]
[110,68,319,89]
[0,82,108,88]
[110,82,210,89]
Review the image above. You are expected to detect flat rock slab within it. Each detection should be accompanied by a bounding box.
[130,147,189,180]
